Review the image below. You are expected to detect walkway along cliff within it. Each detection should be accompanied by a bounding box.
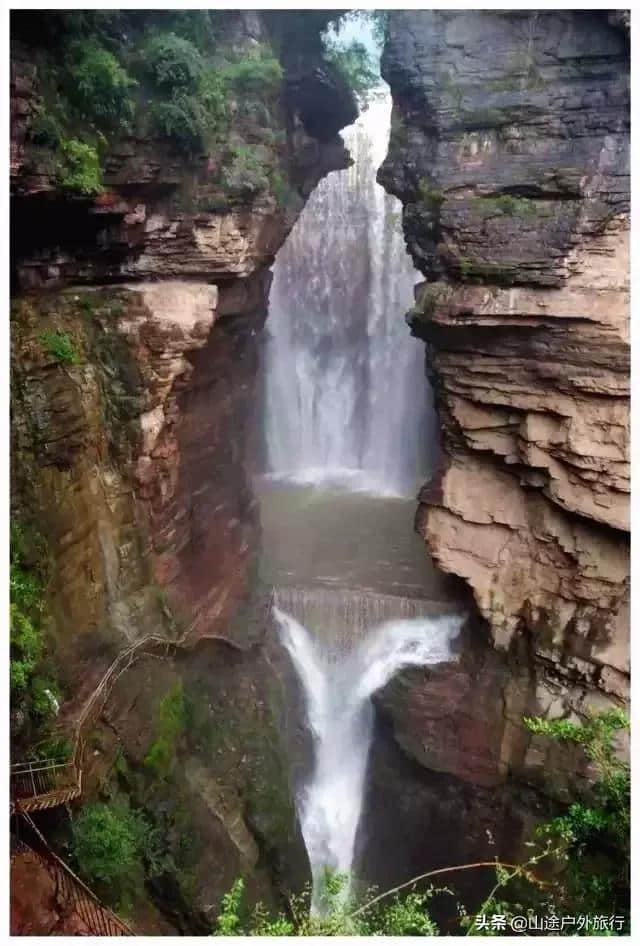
[10,11,356,932]
[9,9,630,935]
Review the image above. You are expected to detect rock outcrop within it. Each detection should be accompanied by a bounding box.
[377,10,629,792]
[11,10,353,676]
[10,10,355,930]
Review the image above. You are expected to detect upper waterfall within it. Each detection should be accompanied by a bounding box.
[264,91,437,498]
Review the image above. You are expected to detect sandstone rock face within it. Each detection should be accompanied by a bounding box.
[11,13,352,291]
[11,12,354,678]
[11,284,242,702]
[378,10,629,790]
[10,12,355,928]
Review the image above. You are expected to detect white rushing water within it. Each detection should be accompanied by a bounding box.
[273,605,464,911]
[264,91,437,498]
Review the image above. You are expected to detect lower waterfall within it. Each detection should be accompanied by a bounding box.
[273,604,464,911]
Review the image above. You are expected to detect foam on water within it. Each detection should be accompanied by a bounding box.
[264,90,438,498]
[273,604,464,911]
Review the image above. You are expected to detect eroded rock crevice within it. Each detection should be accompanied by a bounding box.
[10,8,630,934]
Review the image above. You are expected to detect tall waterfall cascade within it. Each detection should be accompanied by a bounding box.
[262,86,460,915]
[264,91,436,498]
[274,606,463,911]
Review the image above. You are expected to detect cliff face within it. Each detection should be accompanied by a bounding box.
[10,10,354,931]
[11,11,353,686]
[377,11,629,793]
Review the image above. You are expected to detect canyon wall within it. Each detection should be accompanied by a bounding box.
[377,10,629,801]
[10,11,355,930]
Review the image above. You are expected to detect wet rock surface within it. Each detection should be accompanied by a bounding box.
[380,10,629,743]
[80,634,309,932]
[10,10,355,931]
[357,13,632,883]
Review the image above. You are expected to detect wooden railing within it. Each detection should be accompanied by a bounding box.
[10,759,80,813]
[10,591,275,814]
[10,635,181,814]
[12,812,133,935]
[10,595,276,931]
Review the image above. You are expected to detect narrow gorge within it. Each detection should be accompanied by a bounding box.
[10,9,629,937]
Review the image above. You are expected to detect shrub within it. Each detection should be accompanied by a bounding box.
[28,734,72,763]
[65,41,136,129]
[165,11,224,51]
[39,328,80,364]
[10,527,44,698]
[26,107,63,149]
[144,681,185,777]
[220,144,270,199]
[322,38,379,101]
[72,802,147,890]
[10,602,42,694]
[10,521,60,742]
[214,871,443,936]
[147,70,228,153]
[524,709,630,922]
[149,95,212,152]
[197,69,229,131]
[143,32,203,91]
[270,171,292,209]
[221,55,283,94]
[56,138,102,196]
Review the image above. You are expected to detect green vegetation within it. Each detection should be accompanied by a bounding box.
[418,179,445,210]
[71,800,148,904]
[469,194,547,218]
[142,32,204,90]
[144,681,185,777]
[10,542,45,696]
[10,521,60,744]
[329,10,389,52]
[214,872,443,936]
[221,54,283,94]
[148,92,220,153]
[215,710,629,936]
[220,143,270,199]
[323,38,379,101]
[64,41,136,129]
[56,138,103,196]
[39,328,81,364]
[270,171,295,210]
[142,32,229,152]
[28,734,72,763]
[523,709,629,922]
[21,9,386,207]
[456,256,518,284]
[27,107,64,150]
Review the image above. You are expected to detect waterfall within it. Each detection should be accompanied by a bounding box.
[274,585,459,658]
[264,91,436,498]
[273,604,464,911]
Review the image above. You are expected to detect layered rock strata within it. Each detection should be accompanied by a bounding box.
[378,10,629,791]
[10,10,354,929]
[11,12,353,682]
